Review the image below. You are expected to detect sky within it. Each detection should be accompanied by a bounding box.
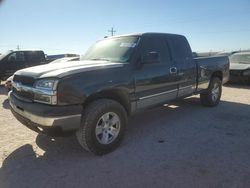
[0,0,250,55]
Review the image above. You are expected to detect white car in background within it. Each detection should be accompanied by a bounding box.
[229,52,250,83]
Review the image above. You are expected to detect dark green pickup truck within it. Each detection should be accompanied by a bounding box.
[9,33,229,155]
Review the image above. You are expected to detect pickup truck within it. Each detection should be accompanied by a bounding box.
[0,50,46,81]
[9,33,229,155]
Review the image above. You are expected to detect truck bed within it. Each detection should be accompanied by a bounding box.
[195,56,230,92]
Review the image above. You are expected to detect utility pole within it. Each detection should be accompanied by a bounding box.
[16,45,20,50]
[108,27,116,36]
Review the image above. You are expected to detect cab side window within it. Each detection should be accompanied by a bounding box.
[7,52,25,63]
[26,52,45,66]
[8,53,17,62]
[140,36,171,64]
[16,52,25,62]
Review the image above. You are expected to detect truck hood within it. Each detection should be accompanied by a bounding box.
[14,60,124,79]
[230,62,250,70]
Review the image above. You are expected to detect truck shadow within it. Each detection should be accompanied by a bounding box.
[1,97,250,187]
[0,135,95,188]
[2,99,10,109]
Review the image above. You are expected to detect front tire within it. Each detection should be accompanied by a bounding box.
[76,99,127,155]
[200,77,222,107]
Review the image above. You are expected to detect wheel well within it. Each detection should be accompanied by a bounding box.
[211,71,222,81]
[84,90,131,115]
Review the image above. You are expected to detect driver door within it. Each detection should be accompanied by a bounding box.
[134,35,179,109]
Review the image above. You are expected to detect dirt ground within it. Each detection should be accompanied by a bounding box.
[0,84,250,188]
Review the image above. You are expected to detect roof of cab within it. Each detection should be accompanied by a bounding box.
[14,49,44,52]
[108,32,184,38]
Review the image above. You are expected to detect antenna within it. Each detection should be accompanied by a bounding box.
[108,27,116,36]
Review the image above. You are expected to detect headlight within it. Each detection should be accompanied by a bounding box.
[34,79,58,90]
[33,79,58,105]
[243,69,250,76]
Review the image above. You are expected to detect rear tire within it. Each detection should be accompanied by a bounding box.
[200,77,222,107]
[76,99,127,155]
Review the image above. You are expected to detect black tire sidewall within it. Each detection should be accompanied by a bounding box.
[84,100,127,154]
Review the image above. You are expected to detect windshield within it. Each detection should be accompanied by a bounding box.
[0,50,12,60]
[230,54,250,64]
[83,36,139,63]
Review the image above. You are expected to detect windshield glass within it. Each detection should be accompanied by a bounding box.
[230,54,250,64]
[83,36,139,63]
[0,50,12,60]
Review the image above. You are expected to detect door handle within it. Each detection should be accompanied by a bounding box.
[170,67,177,74]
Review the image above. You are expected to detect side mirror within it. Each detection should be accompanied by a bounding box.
[143,51,159,64]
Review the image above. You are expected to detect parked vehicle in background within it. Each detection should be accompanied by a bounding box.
[9,33,229,155]
[229,52,250,83]
[49,57,80,64]
[0,50,46,81]
[4,75,13,91]
[216,52,234,57]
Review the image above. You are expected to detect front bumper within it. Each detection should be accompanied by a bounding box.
[9,91,82,136]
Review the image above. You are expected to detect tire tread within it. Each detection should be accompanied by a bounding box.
[200,77,222,107]
[76,99,127,155]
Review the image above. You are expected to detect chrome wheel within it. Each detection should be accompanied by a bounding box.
[211,83,220,102]
[95,112,121,145]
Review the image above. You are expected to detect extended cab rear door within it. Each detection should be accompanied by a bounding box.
[167,36,196,97]
[134,35,179,109]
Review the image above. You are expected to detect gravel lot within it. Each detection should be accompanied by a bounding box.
[0,84,250,188]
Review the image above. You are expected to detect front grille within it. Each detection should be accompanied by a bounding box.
[13,87,34,101]
[230,70,242,76]
[13,75,35,87]
[12,75,35,101]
